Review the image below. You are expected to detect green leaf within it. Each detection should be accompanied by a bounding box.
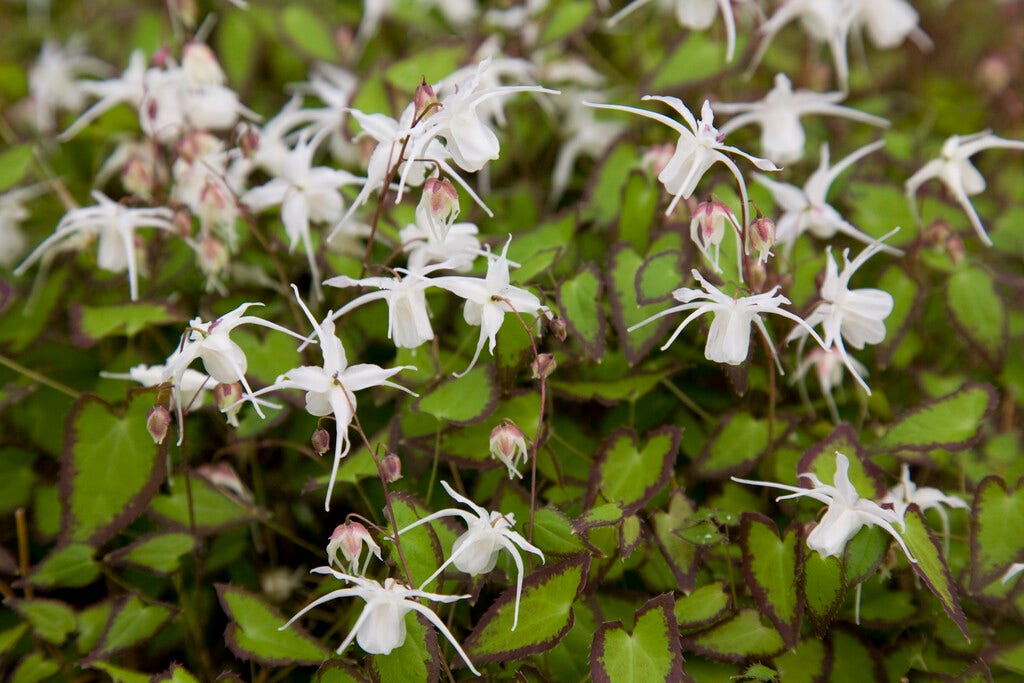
[739,514,801,647]
[651,33,727,88]
[802,552,844,635]
[590,145,640,224]
[552,369,673,404]
[148,473,256,534]
[85,594,174,663]
[540,0,593,43]
[11,652,60,683]
[532,508,585,556]
[683,609,785,662]
[25,543,100,589]
[217,584,330,665]
[607,243,678,365]
[218,11,256,86]
[591,594,687,683]
[947,266,1006,364]
[587,427,680,512]
[0,144,34,192]
[61,393,166,545]
[463,555,588,664]
[970,476,1024,589]
[414,365,498,425]
[106,532,196,575]
[557,264,606,359]
[154,663,201,682]
[386,492,447,588]
[87,662,150,683]
[876,382,995,451]
[829,630,884,682]
[318,662,371,683]
[281,6,336,60]
[773,638,826,683]
[384,46,465,89]
[652,491,698,592]
[617,171,659,252]
[674,584,731,629]
[901,507,968,637]
[842,526,890,587]
[76,601,113,655]
[73,302,181,344]
[0,623,28,656]
[694,413,770,479]
[10,598,77,644]
[370,612,439,682]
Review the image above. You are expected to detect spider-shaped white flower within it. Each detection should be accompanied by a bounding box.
[100,363,211,411]
[733,451,916,563]
[882,464,968,555]
[433,238,548,377]
[281,568,480,675]
[584,97,778,229]
[792,346,868,423]
[396,480,544,630]
[607,0,741,63]
[245,286,416,510]
[905,131,1024,247]
[755,140,900,255]
[629,269,824,372]
[59,49,146,141]
[14,191,175,301]
[0,184,48,268]
[749,0,854,88]
[28,38,109,134]
[787,229,897,395]
[716,73,889,165]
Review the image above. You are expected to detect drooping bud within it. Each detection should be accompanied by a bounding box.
[235,123,260,159]
[413,76,439,122]
[946,235,966,265]
[489,419,529,480]
[327,521,382,574]
[147,405,171,444]
[174,209,194,238]
[311,427,332,455]
[642,142,675,179]
[531,353,557,380]
[182,42,226,86]
[747,216,776,264]
[196,462,254,502]
[151,46,171,69]
[196,235,229,280]
[747,260,767,292]
[380,453,402,483]
[690,200,740,273]
[548,316,568,342]
[198,179,235,229]
[214,381,244,427]
[123,153,156,200]
[416,177,460,242]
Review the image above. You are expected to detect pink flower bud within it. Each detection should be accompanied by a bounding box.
[490,420,528,479]
[413,77,439,121]
[147,405,171,444]
[196,462,253,502]
[327,521,382,573]
[690,200,740,273]
[531,353,557,380]
[197,235,229,278]
[549,316,568,342]
[235,124,260,159]
[380,453,402,483]
[123,155,155,199]
[174,209,194,238]
[151,46,171,69]
[417,177,460,241]
[747,216,776,264]
[642,143,675,179]
[182,42,226,86]
[311,427,331,455]
[946,235,966,265]
[213,381,243,426]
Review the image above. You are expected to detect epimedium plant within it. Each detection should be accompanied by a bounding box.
[1,1,1023,682]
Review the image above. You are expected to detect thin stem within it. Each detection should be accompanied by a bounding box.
[0,354,81,399]
[659,378,715,422]
[360,134,412,278]
[426,423,442,506]
[16,508,32,598]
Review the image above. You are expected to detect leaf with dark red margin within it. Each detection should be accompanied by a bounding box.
[619,514,644,559]
[739,514,803,648]
[148,473,258,536]
[369,612,440,683]
[651,490,699,592]
[635,249,684,306]
[902,505,969,637]
[216,584,330,666]
[692,413,772,480]
[681,609,785,663]
[105,531,196,576]
[606,242,679,365]
[60,389,167,546]
[674,583,732,630]
[802,549,844,636]
[316,660,372,683]
[557,263,607,360]
[585,426,681,513]
[947,266,1006,367]
[412,364,499,426]
[828,628,887,682]
[874,382,996,453]
[799,424,887,498]
[461,554,589,665]
[150,662,201,682]
[970,476,1024,591]
[591,594,690,683]
[82,592,176,665]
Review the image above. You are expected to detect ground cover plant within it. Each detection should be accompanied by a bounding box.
[1,0,1024,681]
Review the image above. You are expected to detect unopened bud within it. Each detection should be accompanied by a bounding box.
[174,209,194,238]
[747,216,776,264]
[312,427,331,455]
[531,353,557,380]
[946,235,966,265]
[236,124,260,159]
[198,180,233,227]
[923,220,951,247]
[549,316,568,342]
[147,405,171,444]
[417,177,460,241]
[977,55,1012,96]
[413,77,439,121]
[490,419,528,480]
[214,381,244,426]
[123,155,155,199]
[747,260,767,292]
[327,521,382,573]
[380,453,402,483]
[690,200,740,273]
[642,143,675,179]
[196,235,229,278]
[182,42,226,86]
[196,462,253,502]
[151,46,171,69]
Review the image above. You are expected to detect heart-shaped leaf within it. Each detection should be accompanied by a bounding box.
[217,584,330,666]
[586,426,680,512]
[902,505,968,637]
[84,593,175,664]
[591,594,689,683]
[875,382,996,452]
[557,264,606,359]
[739,514,802,647]
[970,476,1024,590]
[682,609,785,662]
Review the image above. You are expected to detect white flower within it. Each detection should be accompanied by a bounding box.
[607,0,740,62]
[716,73,890,165]
[749,0,854,88]
[14,191,175,301]
[245,286,416,510]
[324,262,452,350]
[754,140,901,254]
[242,134,363,299]
[28,38,109,133]
[433,238,548,377]
[0,184,47,268]
[849,0,930,51]
[550,91,626,200]
[882,464,968,554]
[100,363,211,410]
[396,481,544,630]
[792,346,868,423]
[905,131,1024,246]
[787,229,898,395]
[400,215,484,273]
[733,451,916,562]
[58,49,146,141]
[584,97,778,228]
[281,568,480,674]
[629,269,824,372]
